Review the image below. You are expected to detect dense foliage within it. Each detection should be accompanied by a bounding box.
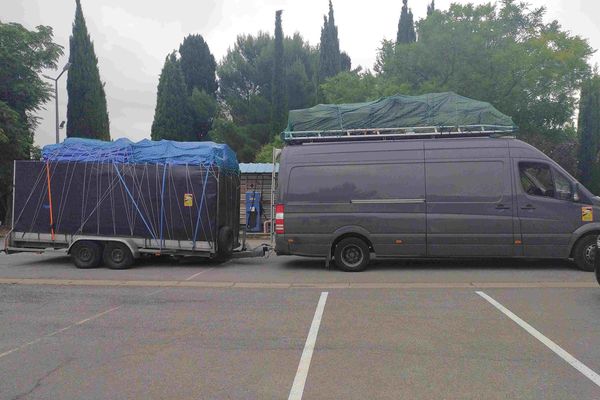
[213,31,319,161]
[577,76,600,192]
[0,21,62,223]
[321,0,592,176]
[178,34,218,137]
[66,0,110,140]
[397,0,416,44]
[151,53,194,141]
[318,0,342,93]
[271,11,287,134]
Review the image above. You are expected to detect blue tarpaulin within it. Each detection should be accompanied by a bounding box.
[42,138,239,173]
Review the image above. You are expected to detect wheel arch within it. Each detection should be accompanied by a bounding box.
[568,225,600,258]
[68,237,139,258]
[330,226,374,257]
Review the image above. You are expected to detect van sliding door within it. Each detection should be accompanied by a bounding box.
[425,159,515,257]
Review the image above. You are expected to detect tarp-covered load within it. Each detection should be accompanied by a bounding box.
[42,138,239,174]
[12,138,241,251]
[284,92,516,136]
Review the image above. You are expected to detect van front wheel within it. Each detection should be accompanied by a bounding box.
[573,235,597,272]
[334,238,370,272]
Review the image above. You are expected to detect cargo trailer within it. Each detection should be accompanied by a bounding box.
[4,138,244,269]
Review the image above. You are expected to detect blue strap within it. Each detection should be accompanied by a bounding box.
[112,163,158,243]
[192,167,210,249]
[159,163,168,249]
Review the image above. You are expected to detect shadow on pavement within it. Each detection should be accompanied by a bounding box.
[279,256,579,272]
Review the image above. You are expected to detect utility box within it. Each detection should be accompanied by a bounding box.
[245,191,262,232]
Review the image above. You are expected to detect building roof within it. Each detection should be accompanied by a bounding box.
[239,163,279,174]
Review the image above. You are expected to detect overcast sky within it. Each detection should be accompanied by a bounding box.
[4,0,600,147]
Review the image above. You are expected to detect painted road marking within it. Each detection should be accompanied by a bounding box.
[476,291,600,388]
[0,305,122,360]
[184,268,215,281]
[0,280,178,360]
[288,291,328,400]
[0,278,596,289]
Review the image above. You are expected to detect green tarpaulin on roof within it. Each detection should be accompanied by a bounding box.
[284,92,516,134]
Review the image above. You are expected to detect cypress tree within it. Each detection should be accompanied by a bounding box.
[340,51,352,71]
[151,53,194,141]
[66,0,110,140]
[318,0,341,99]
[397,0,416,44]
[179,34,218,97]
[427,0,435,16]
[577,76,600,189]
[271,10,287,133]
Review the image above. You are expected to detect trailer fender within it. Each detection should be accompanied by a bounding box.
[68,237,140,258]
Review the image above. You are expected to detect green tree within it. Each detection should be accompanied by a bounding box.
[397,0,416,44]
[340,51,352,71]
[66,0,110,140]
[217,32,318,159]
[179,34,218,96]
[0,22,63,222]
[377,0,591,151]
[427,1,435,16]
[318,1,341,93]
[189,88,217,139]
[178,34,218,138]
[577,76,600,191]
[151,53,194,141]
[272,10,287,133]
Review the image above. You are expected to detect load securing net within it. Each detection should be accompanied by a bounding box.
[284,92,516,136]
[12,139,240,251]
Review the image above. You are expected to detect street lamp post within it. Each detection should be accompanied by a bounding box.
[43,62,71,144]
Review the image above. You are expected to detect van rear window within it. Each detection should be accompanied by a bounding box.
[286,163,424,202]
[426,161,505,202]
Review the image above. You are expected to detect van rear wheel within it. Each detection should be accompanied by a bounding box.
[573,235,597,272]
[334,237,370,272]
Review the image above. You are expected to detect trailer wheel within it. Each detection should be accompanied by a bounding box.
[71,241,103,269]
[103,242,134,270]
[216,226,234,261]
[334,237,370,272]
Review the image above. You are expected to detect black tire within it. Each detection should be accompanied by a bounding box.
[334,237,370,272]
[103,242,134,270]
[573,235,597,272]
[71,241,102,269]
[216,226,234,261]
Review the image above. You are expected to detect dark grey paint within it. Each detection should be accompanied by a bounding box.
[275,137,600,262]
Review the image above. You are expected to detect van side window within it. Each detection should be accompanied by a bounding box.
[519,162,554,198]
[554,171,573,201]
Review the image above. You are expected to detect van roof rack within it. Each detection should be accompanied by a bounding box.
[282,125,516,144]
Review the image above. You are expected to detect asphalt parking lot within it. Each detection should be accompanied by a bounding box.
[0,251,599,399]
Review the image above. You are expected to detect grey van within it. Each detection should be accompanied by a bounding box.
[274,137,600,272]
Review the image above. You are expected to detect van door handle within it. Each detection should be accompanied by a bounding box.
[495,204,510,210]
[521,204,536,210]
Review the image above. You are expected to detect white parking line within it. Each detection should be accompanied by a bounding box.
[185,268,215,281]
[288,291,329,400]
[0,282,171,360]
[0,305,122,360]
[476,291,600,388]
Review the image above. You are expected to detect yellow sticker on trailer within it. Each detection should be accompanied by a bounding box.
[184,193,193,207]
[582,206,593,222]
